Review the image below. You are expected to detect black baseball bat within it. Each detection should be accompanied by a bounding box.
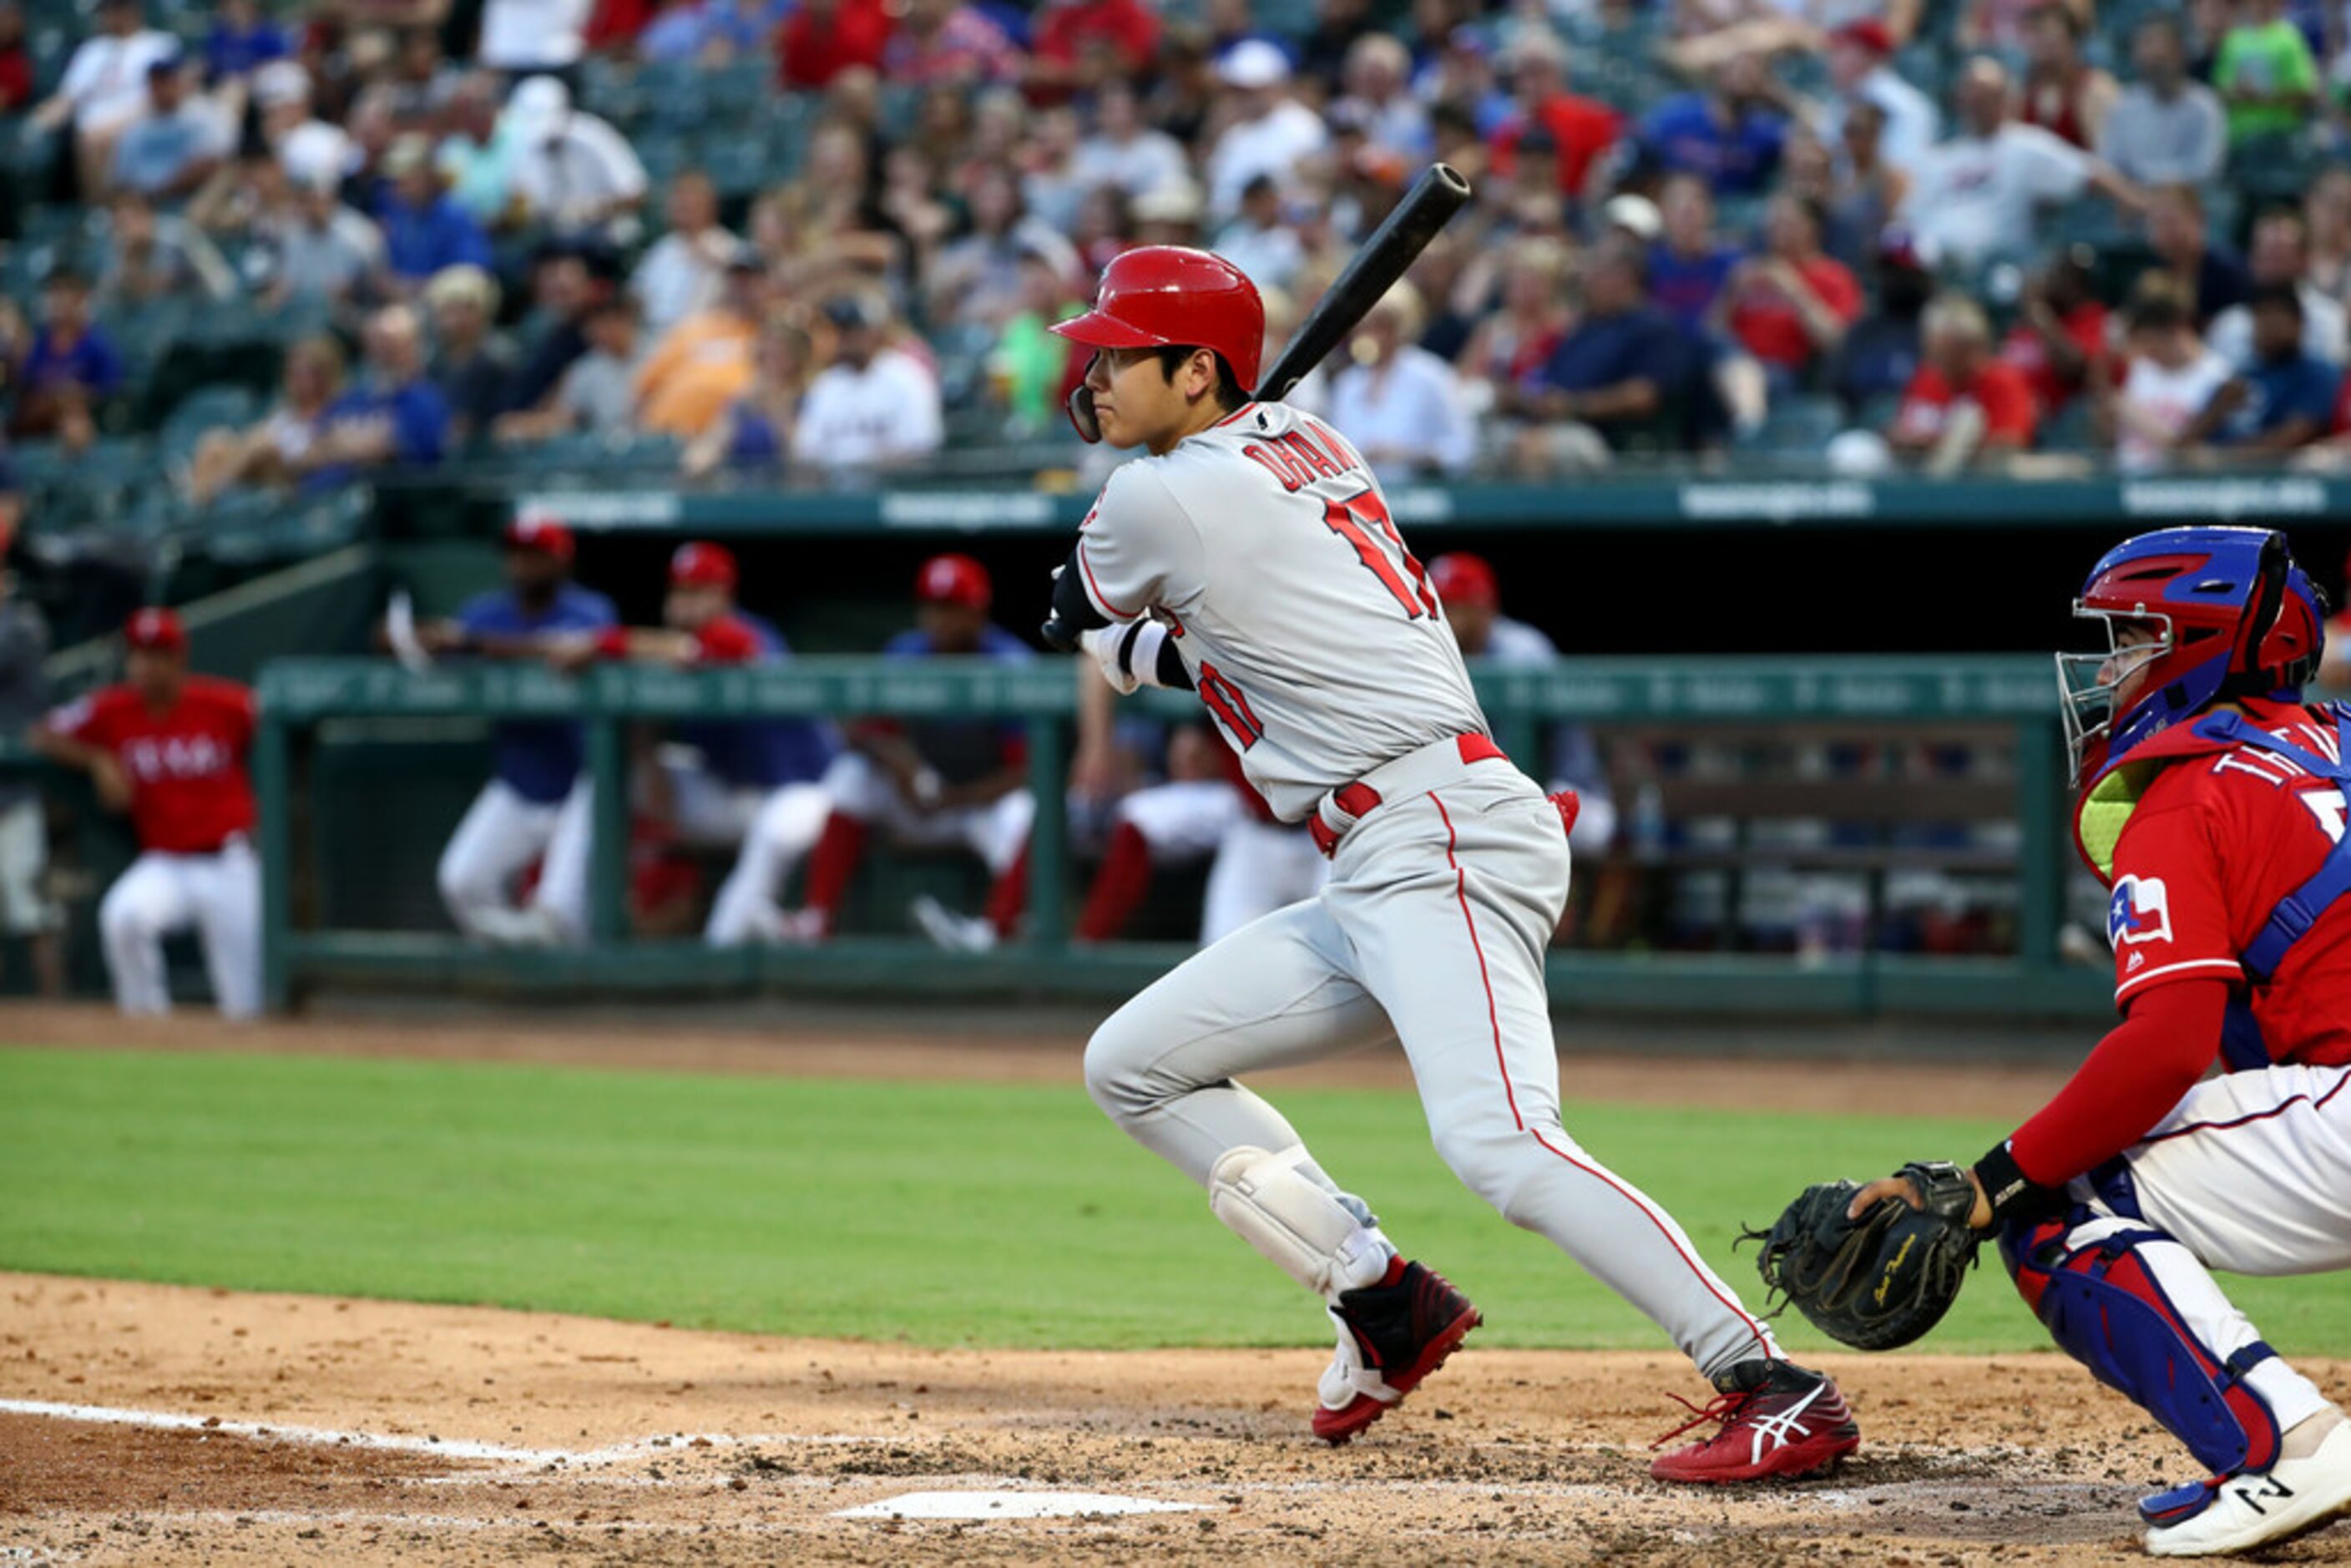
[1255,162,1474,403]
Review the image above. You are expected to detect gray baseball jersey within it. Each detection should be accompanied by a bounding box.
[1080,399,1781,1397]
[1074,402,1484,823]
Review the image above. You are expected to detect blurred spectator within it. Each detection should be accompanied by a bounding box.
[187,333,346,503]
[1491,5,1588,148]
[634,255,761,437]
[988,252,1079,433]
[504,75,647,239]
[1636,53,1788,198]
[503,240,620,415]
[204,0,291,86]
[1902,58,2141,269]
[2098,15,2227,189]
[1887,292,2037,470]
[1829,232,1932,412]
[928,165,1083,331]
[1959,0,2087,54]
[2207,206,2348,369]
[478,0,594,78]
[0,537,58,998]
[881,0,1023,84]
[376,134,493,286]
[878,144,958,263]
[1716,194,1862,383]
[423,264,513,448]
[1130,177,1208,248]
[1297,0,1374,90]
[1327,282,1477,479]
[11,271,121,448]
[1818,20,1936,178]
[2308,167,2351,307]
[792,293,943,469]
[1649,173,1742,333]
[1019,107,1090,233]
[256,166,386,307]
[498,295,645,442]
[630,170,737,334]
[1212,174,1306,294]
[0,4,31,114]
[2106,281,2232,471]
[2018,4,2117,150]
[434,72,516,227]
[1070,78,1190,201]
[109,55,232,201]
[1456,235,1574,424]
[639,0,784,63]
[2146,182,2251,324]
[2212,0,2319,147]
[1998,247,2107,417]
[299,303,451,488]
[685,311,814,477]
[266,73,360,193]
[383,27,462,129]
[1336,34,1433,162]
[780,0,892,88]
[1516,240,1694,470]
[28,0,178,195]
[1204,40,1329,220]
[1823,104,1908,267]
[95,190,235,305]
[2182,284,2337,455]
[1027,0,1160,104]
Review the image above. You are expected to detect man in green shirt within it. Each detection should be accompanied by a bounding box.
[2213,0,2318,143]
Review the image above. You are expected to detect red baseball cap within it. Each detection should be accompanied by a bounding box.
[917,553,991,610]
[670,542,738,589]
[125,606,187,653]
[1833,18,1894,53]
[1428,552,1499,612]
[504,510,576,562]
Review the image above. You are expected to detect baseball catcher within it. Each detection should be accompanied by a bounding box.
[1756,527,2351,1558]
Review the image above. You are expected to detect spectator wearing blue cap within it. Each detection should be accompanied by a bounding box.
[12,271,122,448]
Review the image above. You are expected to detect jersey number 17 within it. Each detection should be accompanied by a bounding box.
[1323,490,1436,620]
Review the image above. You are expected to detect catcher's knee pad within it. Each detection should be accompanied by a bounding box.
[2001,1209,2283,1474]
[1209,1145,1386,1298]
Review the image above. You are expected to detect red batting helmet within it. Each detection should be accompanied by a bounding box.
[1051,246,1265,393]
[917,553,991,610]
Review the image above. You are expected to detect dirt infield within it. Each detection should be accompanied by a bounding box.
[5,1004,2348,1565]
[6,1274,2347,1567]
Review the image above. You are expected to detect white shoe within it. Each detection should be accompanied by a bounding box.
[764,907,827,945]
[910,895,997,953]
[2143,1421,2351,1556]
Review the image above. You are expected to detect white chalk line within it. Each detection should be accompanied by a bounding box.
[0,1398,886,1467]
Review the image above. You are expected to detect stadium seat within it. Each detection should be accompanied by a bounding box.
[1736,394,1845,457]
[159,384,260,465]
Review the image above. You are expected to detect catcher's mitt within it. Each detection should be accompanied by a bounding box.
[1742,1161,1984,1352]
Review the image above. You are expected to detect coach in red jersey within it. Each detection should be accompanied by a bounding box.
[1851,528,2351,1557]
[29,608,261,1019]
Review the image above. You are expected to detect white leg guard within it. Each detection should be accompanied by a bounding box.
[1209,1145,1394,1302]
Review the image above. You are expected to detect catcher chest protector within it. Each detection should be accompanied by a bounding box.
[2000,1182,2283,1477]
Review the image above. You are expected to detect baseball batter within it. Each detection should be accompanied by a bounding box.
[1853,527,2351,1556]
[31,609,261,1019]
[1044,246,1857,1475]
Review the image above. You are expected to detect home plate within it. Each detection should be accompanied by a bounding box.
[833,1490,1204,1520]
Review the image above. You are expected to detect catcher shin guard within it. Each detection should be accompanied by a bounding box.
[1209,1145,1393,1300]
[2002,1210,2285,1475]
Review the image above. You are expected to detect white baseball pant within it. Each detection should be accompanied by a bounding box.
[437,779,589,945]
[1085,739,1778,1379]
[825,751,1033,872]
[99,838,260,1019]
[705,781,832,945]
[0,798,59,934]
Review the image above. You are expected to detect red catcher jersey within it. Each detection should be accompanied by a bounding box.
[48,676,257,853]
[2107,700,2351,1067]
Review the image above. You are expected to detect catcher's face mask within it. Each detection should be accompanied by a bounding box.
[2056,609,2172,788]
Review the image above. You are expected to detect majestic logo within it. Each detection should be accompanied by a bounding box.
[2110,876,2175,947]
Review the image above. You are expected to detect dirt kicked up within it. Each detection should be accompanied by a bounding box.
[2,1275,2346,1567]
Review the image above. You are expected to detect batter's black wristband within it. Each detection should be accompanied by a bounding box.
[1154,633,1192,692]
[1973,1141,2067,1226]
[1115,620,1149,681]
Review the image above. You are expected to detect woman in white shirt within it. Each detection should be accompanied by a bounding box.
[1325,281,1478,482]
[2107,285,2234,473]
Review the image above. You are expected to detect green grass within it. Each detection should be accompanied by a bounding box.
[1,1047,2343,1355]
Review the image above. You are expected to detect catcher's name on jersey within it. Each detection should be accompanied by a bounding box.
[1075,402,1488,823]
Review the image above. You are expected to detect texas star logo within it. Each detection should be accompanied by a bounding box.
[2109,876,2175,948]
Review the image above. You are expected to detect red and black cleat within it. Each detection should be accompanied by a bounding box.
[1647,1358,1861,1484]
[1312,1258,1482,1445]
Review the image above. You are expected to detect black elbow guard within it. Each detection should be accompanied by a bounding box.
[1042,545,1112,652]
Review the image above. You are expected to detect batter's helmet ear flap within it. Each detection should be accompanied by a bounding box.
[1068,380,1102,443]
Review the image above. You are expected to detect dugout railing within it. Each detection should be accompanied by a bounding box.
[253,654,2104,1019]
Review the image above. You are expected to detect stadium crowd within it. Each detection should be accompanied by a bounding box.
[0,0,2348,508]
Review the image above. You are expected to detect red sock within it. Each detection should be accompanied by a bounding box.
[983,842,1029,938]
[801,813,867,933]
[1074,821,1154,943]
